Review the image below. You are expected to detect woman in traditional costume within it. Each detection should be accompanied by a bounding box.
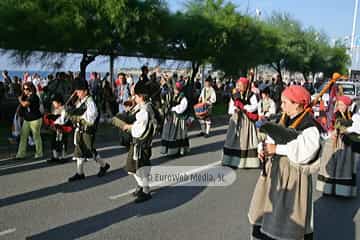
[222,77,259,169]
[160,82,190,156]
[317,95,359,197]
[248,85,322,240]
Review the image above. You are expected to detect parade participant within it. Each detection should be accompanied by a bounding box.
[197,78,216,137]
[257,85,276,120]
[16,82,43,159]
[248,85,322,240]
[222,77,259,169]
[160,81,190,156]
[139,65,149,82]
[145,72,162,129]
[120,81,157,203]
[45,94,72,163]
[115,73,130,114]
[66,78,110,182]
[159,75,173,127]
[317,95,359,197]
[270,74,285,112]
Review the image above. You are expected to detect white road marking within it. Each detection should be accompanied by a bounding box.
[0,156,17,162]
[109,189,136,200]
[0,228,16,236]
[108,161,222,200]
[0,145,125,171]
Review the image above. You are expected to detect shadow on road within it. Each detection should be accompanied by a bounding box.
[0,140,225,208]
[0,169,128,208]
[26,185,206,240]
[0,144,128,176]
[0,129,226,177]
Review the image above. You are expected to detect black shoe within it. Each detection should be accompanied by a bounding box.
[204,133,210,138]
[134,191,152,203]
[198,132,205,137]
[58,157,70,163]
[97,163,110,177]
[68,173,85,182]
[132,186,143,197]
[47,157,60,163]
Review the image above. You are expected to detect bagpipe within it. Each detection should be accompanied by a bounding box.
[258,73,342,176]
[43,113,73,133]
[112,100,139,147]
[259,72,342,144]
[64,91,87,117]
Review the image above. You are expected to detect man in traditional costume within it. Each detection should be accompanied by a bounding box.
[198,78,216,137]
[248,85,322,240]
[317,95,360,197]
[67,78,110,182]
[222,77,259,169]
[120,81,157,203]
[160,82,190,156]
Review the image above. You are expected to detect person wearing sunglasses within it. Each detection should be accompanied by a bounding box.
[16,81,43,159]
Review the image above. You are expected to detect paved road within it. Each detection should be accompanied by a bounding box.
[0,123,360,240]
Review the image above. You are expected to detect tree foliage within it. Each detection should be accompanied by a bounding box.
[0,0,350,80]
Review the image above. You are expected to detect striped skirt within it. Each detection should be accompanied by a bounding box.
[161,115,190,155]
[222,111,259,168]
[316,136,358,197]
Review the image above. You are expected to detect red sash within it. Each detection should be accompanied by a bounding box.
[43,114,73,133]
[234,100,258,121]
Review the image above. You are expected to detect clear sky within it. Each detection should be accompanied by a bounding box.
[170,0,356,40]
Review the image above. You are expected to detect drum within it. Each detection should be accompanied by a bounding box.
[194,102,209,119]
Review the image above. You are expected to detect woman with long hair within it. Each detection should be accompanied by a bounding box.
[16,81,43,159]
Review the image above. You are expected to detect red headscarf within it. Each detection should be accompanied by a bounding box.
[336,95,352,106]
[237,77,249,86]
[175,81,183,91]
[282,85,311,108]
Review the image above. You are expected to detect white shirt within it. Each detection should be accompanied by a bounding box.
[258,98,276,118]
[76,96,98,125]
[200,87,216,104]
[131,103,149,138]
[54,107,67,125]
[228,94,258,115]
[258,116,321,164]
[171,97,188,114]
[347,112,360,134]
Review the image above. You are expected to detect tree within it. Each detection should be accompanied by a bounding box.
[0,0,169,79]
[322,43,350,77]
[164,4,218,83]
[264,12,303,81]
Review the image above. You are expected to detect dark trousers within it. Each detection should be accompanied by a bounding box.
[126,143,151,173]
[51,131,68,153]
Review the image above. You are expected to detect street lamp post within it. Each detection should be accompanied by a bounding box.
[350,0,359,75]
